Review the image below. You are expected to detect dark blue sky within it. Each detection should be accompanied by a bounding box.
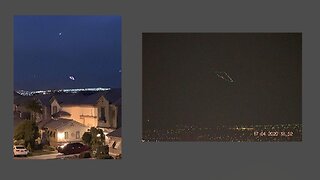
[14,16,121,90]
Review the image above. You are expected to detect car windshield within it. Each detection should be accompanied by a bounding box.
[16,146,25,149]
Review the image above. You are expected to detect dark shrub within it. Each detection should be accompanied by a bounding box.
[79,151,91,159]
[93,145,110,159]
[34,143,43,150]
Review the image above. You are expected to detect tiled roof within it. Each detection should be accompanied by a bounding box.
[34,94,54,107]
[14,95,33,106]
[51,111,71,118]
[42,118,87,130]
[14,93,53,107]
[107,128,121,137]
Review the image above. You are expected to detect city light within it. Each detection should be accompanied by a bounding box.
[142,123,302,142]
[16,87,111,96]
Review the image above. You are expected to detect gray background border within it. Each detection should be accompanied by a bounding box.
[0,0,318,179]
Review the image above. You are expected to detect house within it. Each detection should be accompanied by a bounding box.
[14,92,53,123]
[34,94,54,121]
[106,128,122,158]
[49,90,120,129]
[13,89,122,147]
[14,93,33,120]
[38,118,89,147]
[113,97,122,128]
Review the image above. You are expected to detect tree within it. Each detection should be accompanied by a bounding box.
[26,99,43,121]
[89,127,105,147]
[81,127,109,159]
[82,127,105,147]
[14,119,40,150]
[82,132,92,145]
[95,145,112,159]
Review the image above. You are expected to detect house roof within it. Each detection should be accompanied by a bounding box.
[37,118,52,129]
[51,111,71,118]
[41,118,88,130]
[51,88,121,106]
[107,128,121,137]
[14,93,54,107]
[14,94,33,106]
[34,94,54,107]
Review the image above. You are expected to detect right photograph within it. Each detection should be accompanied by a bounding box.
[142,33,302,142]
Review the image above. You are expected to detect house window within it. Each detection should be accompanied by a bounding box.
[52,106,57,114]
[112,141,117,149]
[109,140,115,147]
[99,107,106,121]
[76,131,80,139]
[64,132,69,139]
[114,141,121,149]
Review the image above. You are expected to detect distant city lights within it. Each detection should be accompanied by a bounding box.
[16,87,111,96]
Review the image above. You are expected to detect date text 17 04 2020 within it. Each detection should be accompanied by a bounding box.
[253,131,294,137]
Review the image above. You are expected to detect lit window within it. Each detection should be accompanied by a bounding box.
[76,131,80,139]
[64,132,69,139]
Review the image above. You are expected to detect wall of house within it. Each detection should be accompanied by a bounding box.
[108,136,122,157]
[47,124,88,147]
[81,116,98,128]
[57,125,88,145]
[42,106,51,120]
[96,96,109,128]
[15,104,28,113]
[51,99,61,114]
[46,129,58,147]
[108,105,118,128]
[50,96,118,129]
[95,96,118,129]
[61,105,98,127]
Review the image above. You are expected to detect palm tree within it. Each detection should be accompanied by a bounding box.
[26,99,43,121]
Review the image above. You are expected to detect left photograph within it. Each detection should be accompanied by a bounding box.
[13,15,122,160]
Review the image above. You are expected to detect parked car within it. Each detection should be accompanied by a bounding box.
[57,142,90,155]
[13,145,29,157]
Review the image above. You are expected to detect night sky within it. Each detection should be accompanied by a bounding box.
[14,16,121,90]
[143,33,302,129]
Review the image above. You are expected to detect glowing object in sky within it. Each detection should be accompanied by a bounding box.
[59,32,62,36]
[215,71,235,83]
[69,76,75,81]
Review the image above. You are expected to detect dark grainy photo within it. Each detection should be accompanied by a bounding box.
[13,15,122,159]
[142,33,302,142]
